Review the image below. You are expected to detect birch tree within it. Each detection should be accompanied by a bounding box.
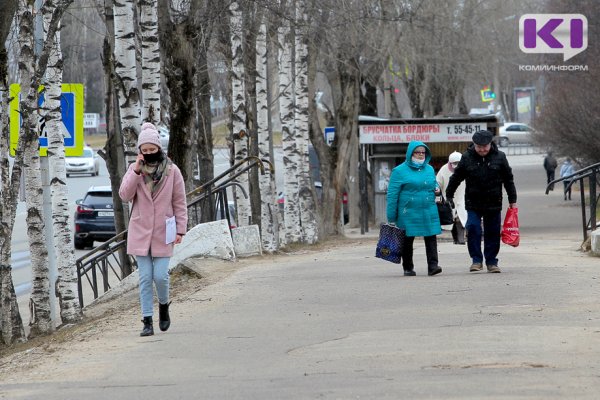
[256,22,279,251]
[294,1,318,243]
[114,0,141,165]
[17,0,74,338]
[100,0,131,256]
[41,0,81,325]
[229,1,251,226]
[139,0,161,124]
[0,0,26,346]
[278,16,302,245]
[18,0,53,338]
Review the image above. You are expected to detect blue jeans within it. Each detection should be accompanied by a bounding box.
[465,210,501,266]
[137,255,170,317]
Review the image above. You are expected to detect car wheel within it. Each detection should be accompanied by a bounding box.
[74,237,86,250]
[94,169,99,176]
[499,137,509,147]
[66,173,70,178]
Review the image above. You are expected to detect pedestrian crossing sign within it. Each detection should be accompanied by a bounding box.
[9,83,84,157]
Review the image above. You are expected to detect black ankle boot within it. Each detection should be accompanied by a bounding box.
[140,316,154,336]
[159,302,171,332]
[428,266,443,276]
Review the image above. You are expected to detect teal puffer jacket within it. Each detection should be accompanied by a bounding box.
[386,141,441,237]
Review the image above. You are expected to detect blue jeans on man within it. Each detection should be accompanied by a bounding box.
[465,210,501,266]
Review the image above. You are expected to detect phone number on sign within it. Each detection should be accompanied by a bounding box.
[446,124,484,135]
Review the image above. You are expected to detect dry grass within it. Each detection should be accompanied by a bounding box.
[85,120,282,150]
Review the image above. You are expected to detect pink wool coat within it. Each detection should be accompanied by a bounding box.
[119,162,188,257]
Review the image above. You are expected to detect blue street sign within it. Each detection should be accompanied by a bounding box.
[9,83,84,157]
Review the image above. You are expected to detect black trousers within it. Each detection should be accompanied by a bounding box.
[402,235,438,273]
[546,170,555,190]
[452,218,466,244]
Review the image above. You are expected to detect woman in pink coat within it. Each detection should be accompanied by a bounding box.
[119,122,188,337]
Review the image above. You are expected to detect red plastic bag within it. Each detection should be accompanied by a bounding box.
[501,207,520,247]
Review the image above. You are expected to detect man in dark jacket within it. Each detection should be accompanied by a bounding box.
[446,130,517,273]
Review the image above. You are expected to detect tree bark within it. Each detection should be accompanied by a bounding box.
[0,0,26,347]
[229,1,251,226]
[114,0,141,166]
[294,2,319,244]
[256,22,279,251]
[158,0,195,192]
[140,0,161,124]
[278,17,302,245]
[42,1,81,325]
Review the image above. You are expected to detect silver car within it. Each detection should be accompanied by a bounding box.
[497,122,533,147]
[65,147,100,177]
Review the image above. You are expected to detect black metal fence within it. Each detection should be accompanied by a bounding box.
[546,161,600,242]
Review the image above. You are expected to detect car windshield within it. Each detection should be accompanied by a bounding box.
[82,149,94,157]
[84,191,112,208]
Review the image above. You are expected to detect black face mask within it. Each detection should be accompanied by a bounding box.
[143,151,164,164]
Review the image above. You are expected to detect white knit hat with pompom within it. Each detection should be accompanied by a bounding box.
[137,122,162,150]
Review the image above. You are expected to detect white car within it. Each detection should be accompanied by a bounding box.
[497,122,534,147]
[158,125,169,150]
[65,147,100,177]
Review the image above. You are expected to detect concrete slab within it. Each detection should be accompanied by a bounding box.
[591,228,600,255]
[168,219,235,270]
[231,225,262,257]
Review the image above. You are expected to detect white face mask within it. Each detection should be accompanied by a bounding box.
[411,156,424,165]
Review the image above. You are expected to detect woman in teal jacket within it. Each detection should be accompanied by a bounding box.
[386,141,442,276]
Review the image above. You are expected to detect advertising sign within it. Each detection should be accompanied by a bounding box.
[359,122,488,144]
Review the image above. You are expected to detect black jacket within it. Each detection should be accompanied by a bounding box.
[446,143,517,212]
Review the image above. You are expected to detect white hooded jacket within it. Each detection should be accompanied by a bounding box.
[436,162,467,228]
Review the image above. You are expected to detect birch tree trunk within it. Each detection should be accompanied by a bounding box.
[256,22,278,252]
[139,0,160,124]
[229,1,251,226]
[278,18,302,245]
[294,3,318,244]
[18,0,52,338]
[42,2,81,325]
[114,0,141,165]
[0,0,26,345]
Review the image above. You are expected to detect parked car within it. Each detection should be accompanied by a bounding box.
[65,146,100,177]
[73,186,116,249]
[497,122,533,147]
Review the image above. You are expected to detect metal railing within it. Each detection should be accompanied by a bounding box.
[76,231,136,308]
[76,156,269,308]
[546,161,600,242]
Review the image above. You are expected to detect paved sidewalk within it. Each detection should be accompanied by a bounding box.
[1,231,599,399]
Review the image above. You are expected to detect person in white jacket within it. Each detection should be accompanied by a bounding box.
[436,151,467,244]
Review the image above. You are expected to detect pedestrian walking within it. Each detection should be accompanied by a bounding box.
[386,141,443,277]
[445,130,517,274]
[119,122,188,337]
[436,151,466,245]
[543,151,558,190]
[560,158,575,201]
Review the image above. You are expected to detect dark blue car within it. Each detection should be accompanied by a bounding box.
[74,186,116,249]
